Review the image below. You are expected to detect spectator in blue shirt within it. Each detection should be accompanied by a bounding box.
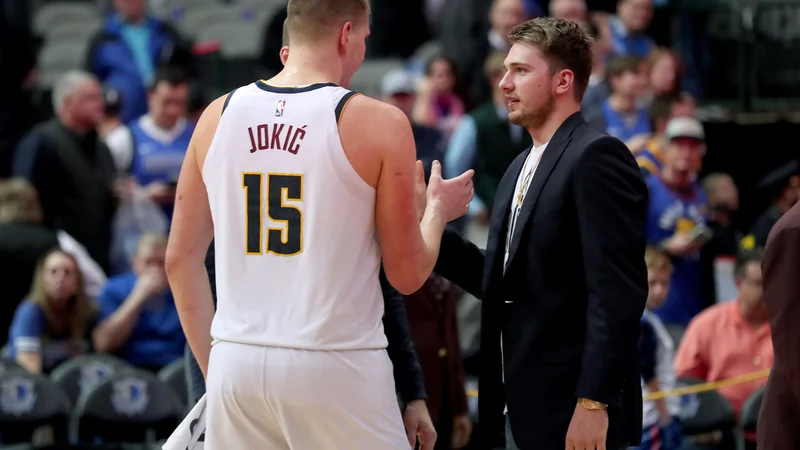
[92,233,185,371]
[584,55,651,146]
[8,248,97,373]
[127,67,194,222]
[85,0,195,123]
[646,116,709,326]
[608,0,655,58]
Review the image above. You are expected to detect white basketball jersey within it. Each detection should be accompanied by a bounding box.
[202,81,386,351]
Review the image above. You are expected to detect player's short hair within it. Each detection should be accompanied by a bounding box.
[644,246,672,273]
[282,18,290,46]
[507,17,593,100]
[286,0,370,43]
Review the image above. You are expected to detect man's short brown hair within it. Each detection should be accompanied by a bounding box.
[507,17,592,100]
[607,55,644,79]
[286,0,369,42]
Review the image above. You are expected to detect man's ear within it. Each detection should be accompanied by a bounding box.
[280,47,289,65]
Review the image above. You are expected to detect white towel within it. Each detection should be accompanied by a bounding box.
[163,394,207,450]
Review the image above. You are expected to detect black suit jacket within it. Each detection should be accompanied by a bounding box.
[435,112,648,449]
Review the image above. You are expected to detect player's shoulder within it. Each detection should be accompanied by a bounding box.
[344,93,407,123]
[338,94,412,144]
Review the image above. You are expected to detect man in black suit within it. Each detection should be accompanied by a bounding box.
[433,18,648,450]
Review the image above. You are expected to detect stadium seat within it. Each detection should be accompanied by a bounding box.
[0,357,23,375]
[665,324,686,347]
[33,2,99,36]
[157,358,188,408]
[676,377,737,436]
[199,21,262,59]
[0,370,71,446]
[45,20,102,41]
[411,41,444,66]
[350,59,406,97]
[174,5,242,39]
[739,385,765,448]
[49,354,133,407]
[72,369,182,445]
[37,41,92,88]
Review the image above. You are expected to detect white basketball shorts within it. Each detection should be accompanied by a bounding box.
[204,341,409,450]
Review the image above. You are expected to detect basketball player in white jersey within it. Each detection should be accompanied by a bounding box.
[164,0,474,448]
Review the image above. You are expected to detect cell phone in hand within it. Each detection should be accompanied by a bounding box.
[688,225,713,244]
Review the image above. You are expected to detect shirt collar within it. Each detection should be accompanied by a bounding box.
[728,300,771,337]
[138,114,188,145]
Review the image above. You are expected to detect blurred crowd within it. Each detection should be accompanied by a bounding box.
[1,0,799,449]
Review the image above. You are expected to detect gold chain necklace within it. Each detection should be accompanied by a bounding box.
[515,148,545,208]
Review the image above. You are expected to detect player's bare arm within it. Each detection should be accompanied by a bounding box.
[164,95,225,379]
[338,95,473,294]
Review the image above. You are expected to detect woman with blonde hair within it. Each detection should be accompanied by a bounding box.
[0,178,59,342]
[7,248,98,373]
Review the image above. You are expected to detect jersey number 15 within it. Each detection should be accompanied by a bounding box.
[242,172,302,256]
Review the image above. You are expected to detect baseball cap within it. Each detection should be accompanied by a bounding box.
[665,116,705,141]
[381,69,417,96]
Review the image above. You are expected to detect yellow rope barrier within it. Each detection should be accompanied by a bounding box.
[643,369,771,401]
[465,368,771,400]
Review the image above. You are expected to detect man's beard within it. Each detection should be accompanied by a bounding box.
[509,92,555,129]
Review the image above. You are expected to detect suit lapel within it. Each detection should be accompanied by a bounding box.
[484,150,528,290]
[504,112,585,272]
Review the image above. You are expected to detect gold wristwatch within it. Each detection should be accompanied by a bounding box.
[578,397,608,410]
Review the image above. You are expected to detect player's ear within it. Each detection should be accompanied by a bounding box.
[280,47,289,65]
[339,22,353,54]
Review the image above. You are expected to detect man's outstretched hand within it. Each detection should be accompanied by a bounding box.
[426,160,474,223]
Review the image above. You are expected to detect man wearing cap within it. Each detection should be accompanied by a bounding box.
[743,160,800,249]
[381,69,444,180]
[646,116,710,326]
[636,93,696,178]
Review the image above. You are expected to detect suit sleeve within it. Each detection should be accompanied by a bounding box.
[638,319,657,383]
[380,267,427,403]
[434,228,485,299]
[763,225,800,401]
[572,135,649,406]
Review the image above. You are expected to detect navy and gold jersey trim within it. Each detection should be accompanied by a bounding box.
[256,81,337,94]
[221,88,239,116]
[335,92,361,124]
